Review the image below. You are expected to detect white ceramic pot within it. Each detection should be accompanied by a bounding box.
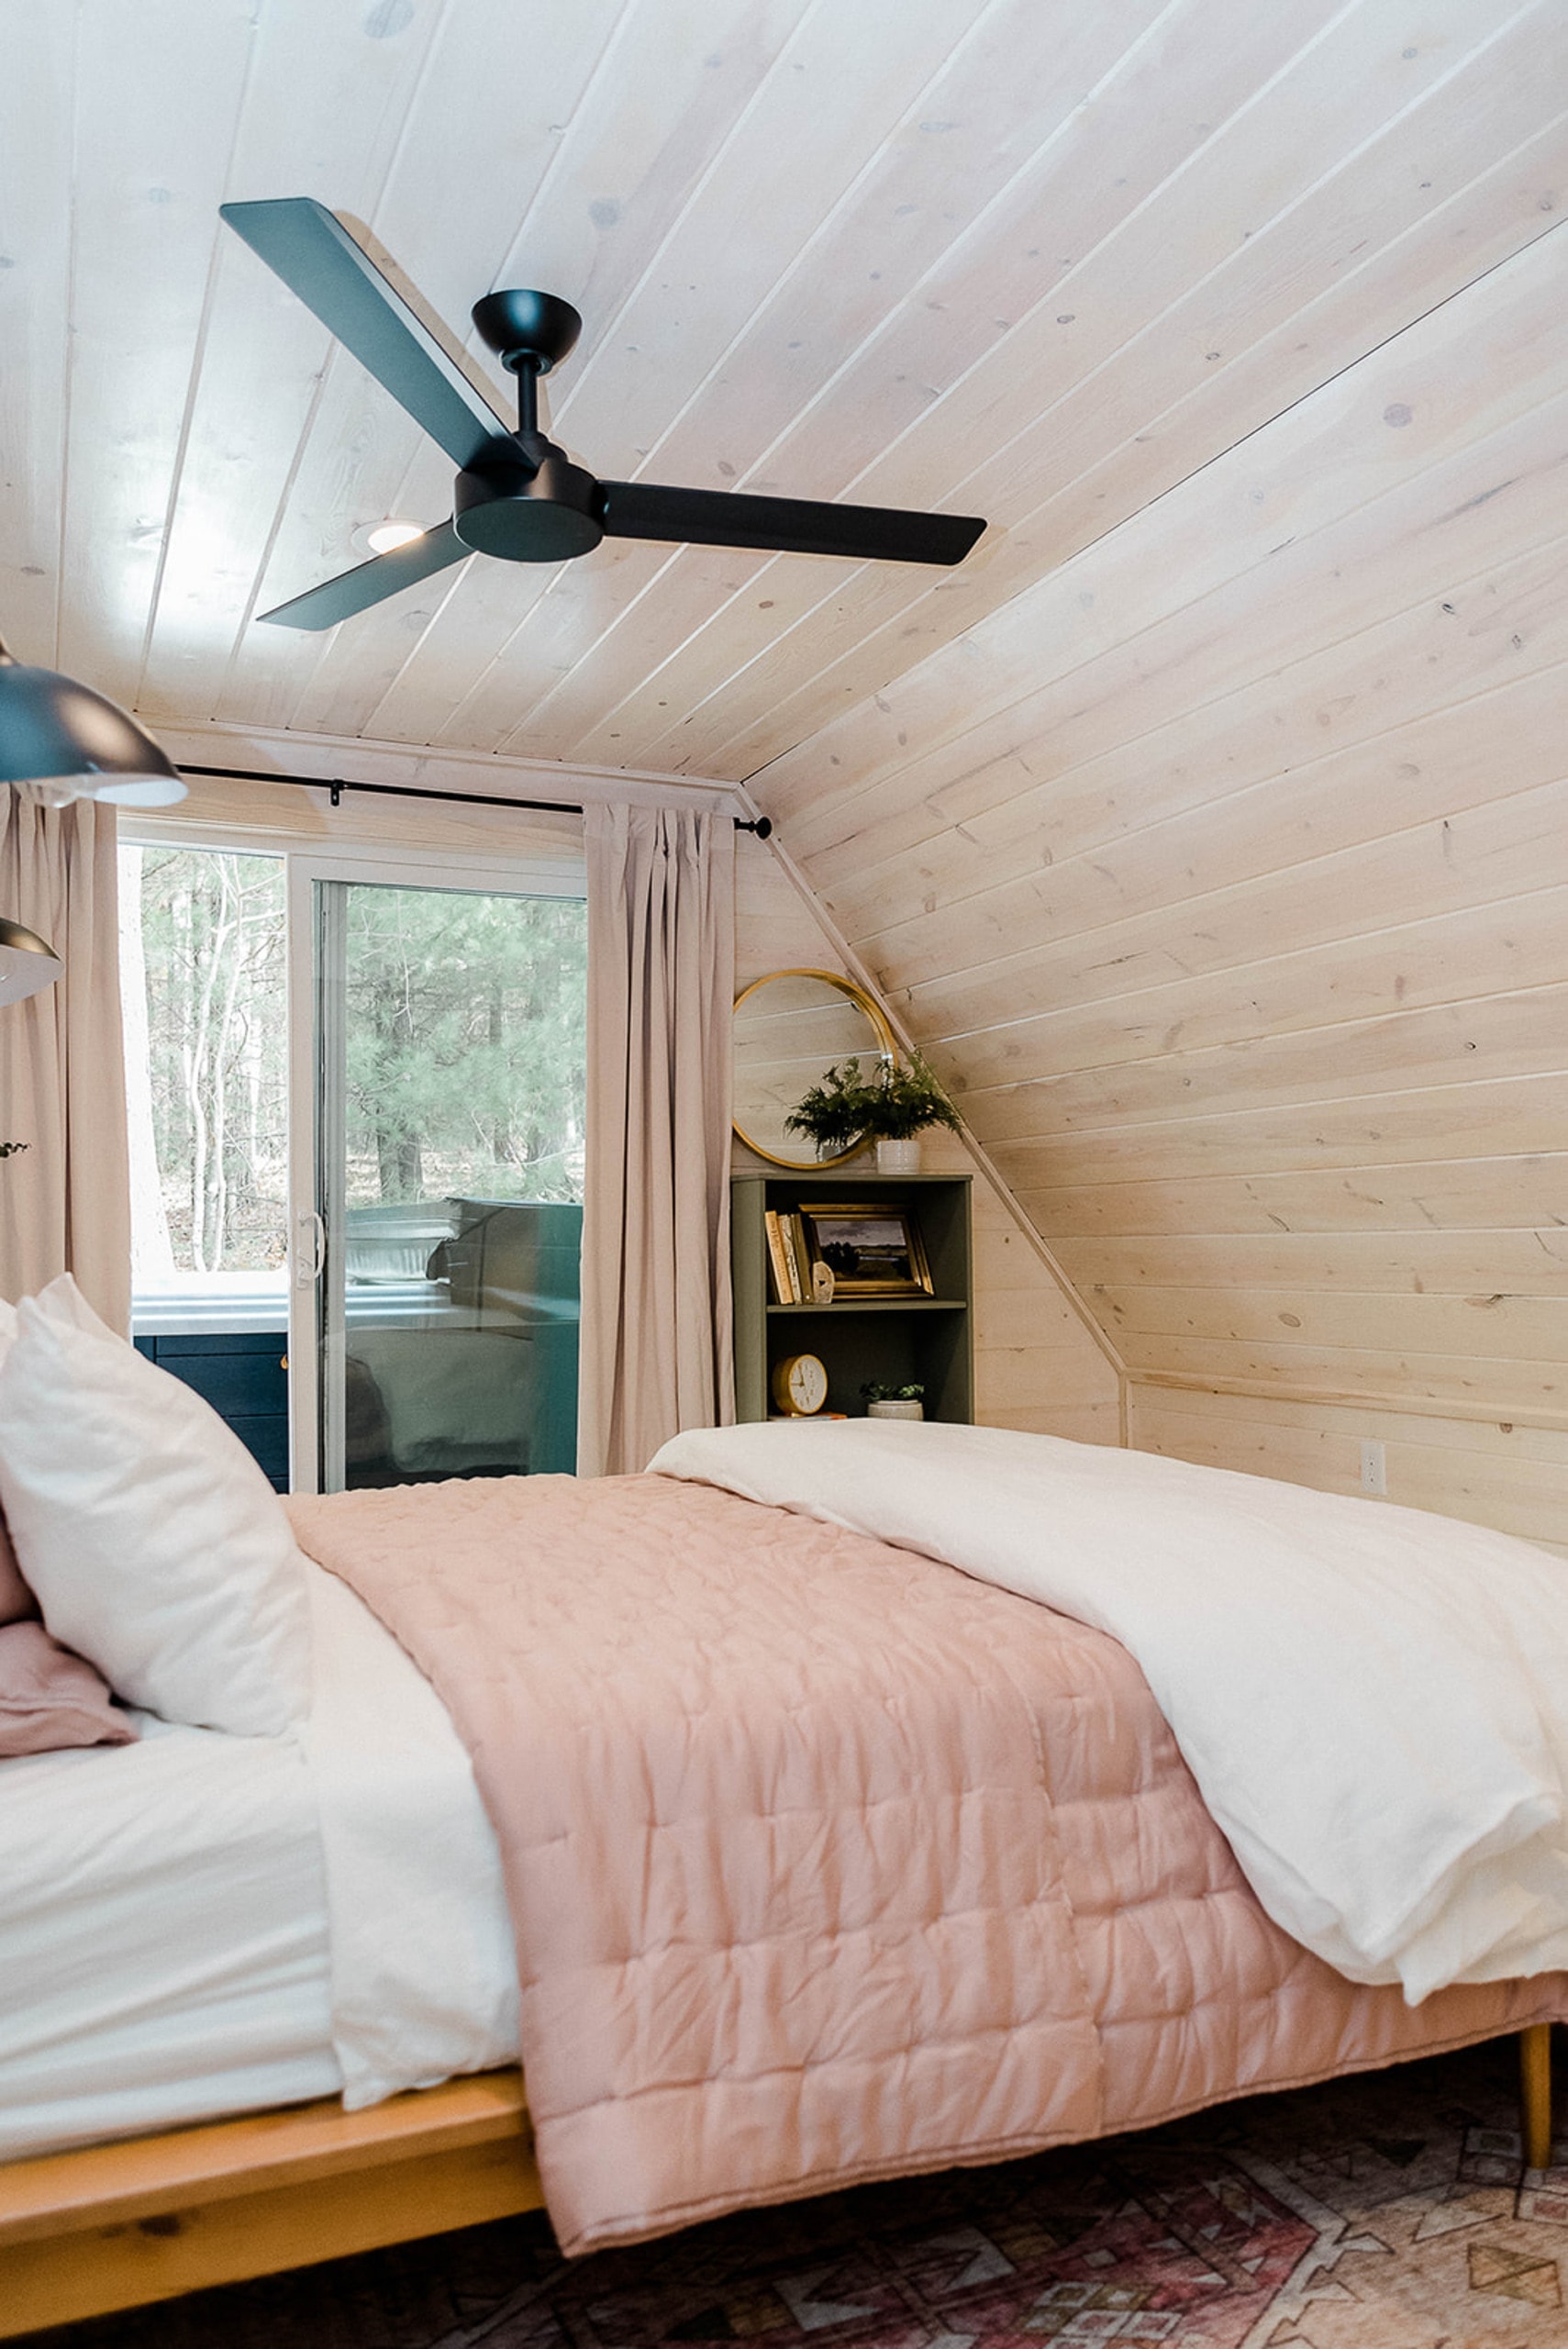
[874,1136,922,1174]
[866,1398,924,1421]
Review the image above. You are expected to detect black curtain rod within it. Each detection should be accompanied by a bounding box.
[176,763,773,839]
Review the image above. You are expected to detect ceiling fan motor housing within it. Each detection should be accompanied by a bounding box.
[454,445,605,562]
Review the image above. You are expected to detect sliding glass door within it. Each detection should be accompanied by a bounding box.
[123,833,585,1495]
[302,868,587,1494]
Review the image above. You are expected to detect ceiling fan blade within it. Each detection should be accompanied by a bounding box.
[595,481,985,567]
[257,521,468,631]
[220,198,512,471]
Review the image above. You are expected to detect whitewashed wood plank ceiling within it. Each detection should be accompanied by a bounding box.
[4,0,1562,784]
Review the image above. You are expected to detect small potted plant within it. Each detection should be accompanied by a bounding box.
[862,1380,925,1422]
[784,1051,961,1172]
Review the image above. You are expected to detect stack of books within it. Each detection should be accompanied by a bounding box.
[763,1209,813,1304]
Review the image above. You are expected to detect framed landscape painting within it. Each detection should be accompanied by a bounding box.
[799,1203,933,1298]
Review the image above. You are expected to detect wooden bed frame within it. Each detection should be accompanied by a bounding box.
[0,2032,1553,2338]
[0,2068,541,2338]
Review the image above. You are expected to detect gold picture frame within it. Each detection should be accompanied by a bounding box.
[798,1202,932,1298]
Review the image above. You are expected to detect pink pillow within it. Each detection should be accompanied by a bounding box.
[0,1507,38,1627]
[0,1620,138,1758]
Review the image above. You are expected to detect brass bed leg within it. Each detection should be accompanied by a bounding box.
[1520,2023,1553,2172]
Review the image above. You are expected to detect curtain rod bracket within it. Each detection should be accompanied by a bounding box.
[175,763,771,839]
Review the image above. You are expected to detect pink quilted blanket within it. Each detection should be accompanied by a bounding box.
[286,1474,1568,2254]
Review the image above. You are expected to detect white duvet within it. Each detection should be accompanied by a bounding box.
[653,1419,1568,2002]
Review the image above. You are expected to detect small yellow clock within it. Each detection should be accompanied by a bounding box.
[771,1352,830,1417]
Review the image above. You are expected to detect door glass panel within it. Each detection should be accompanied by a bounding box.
[119,842,290,1488]
[121,843,290,1299]
[316,879,586,1492]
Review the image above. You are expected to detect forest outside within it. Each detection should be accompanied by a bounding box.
[341,880,586,1216]
[121,843,288,1280]
[120,844,588,1284]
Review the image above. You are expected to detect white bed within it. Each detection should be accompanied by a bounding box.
[0,1562,517,2164]
[1,1415,1565,2332]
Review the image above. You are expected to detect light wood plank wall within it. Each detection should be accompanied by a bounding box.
[1128,1390,1568,1565]
[733,841,1120,1445]
[752,218,1568,1547]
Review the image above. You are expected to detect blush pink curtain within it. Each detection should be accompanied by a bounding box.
[578,803,736,1476]
[0,794,130,1331]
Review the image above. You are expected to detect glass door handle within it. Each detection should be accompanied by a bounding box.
[294,1208,326,1288]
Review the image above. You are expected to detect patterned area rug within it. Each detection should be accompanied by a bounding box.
[39,2039,1568,2349]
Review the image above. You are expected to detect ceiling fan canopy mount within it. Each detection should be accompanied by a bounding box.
[218,196,985,631]
[470,287,583,377]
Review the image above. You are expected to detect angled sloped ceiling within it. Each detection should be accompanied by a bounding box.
[749,217,1568,1531]
[11,0,1565,777]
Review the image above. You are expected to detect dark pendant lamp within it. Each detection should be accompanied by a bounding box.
[0,916,63,1007]
[0,638,185,808]
[0,637,184,1007]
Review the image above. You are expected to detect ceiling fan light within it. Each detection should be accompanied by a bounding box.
[361,519,427,554]
[0,641,186,806]
[87,773,194,807]
[0,915,63,1008]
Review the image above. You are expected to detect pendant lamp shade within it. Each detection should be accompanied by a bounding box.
[0,640,185,807]
[0,915,64,1007]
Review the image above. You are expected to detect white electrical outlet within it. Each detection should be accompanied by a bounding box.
[1360,1439,1386,1497]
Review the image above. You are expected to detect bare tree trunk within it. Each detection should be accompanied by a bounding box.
[205,862,247,1266]
[371,944,425,1199]
[118,846,176,1280]
[183,861,242,1272]
[489,979,512,1168]
[183,884,213,1271]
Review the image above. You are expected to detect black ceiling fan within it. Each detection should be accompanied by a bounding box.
[220,198,987,631]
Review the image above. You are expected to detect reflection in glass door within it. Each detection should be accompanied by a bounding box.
[311,875,586,1494]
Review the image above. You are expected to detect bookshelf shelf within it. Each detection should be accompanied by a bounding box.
[765,1298,968,1315]
[731,1172,973,1425]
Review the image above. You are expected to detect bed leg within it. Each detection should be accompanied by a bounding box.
[1520,2023,1553,2172]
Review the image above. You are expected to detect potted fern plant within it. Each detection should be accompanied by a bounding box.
[782,1058,879,1162]
[784,1052,962,1171]
[862,1051,962,1173]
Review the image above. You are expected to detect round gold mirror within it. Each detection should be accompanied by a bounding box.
[732,968,896,1169]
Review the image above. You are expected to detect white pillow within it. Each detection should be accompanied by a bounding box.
[0,1276,310,1735]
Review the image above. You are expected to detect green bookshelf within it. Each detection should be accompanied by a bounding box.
[731,1171,973,1424]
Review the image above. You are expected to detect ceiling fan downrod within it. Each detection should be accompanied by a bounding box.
[452,288,603,562]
